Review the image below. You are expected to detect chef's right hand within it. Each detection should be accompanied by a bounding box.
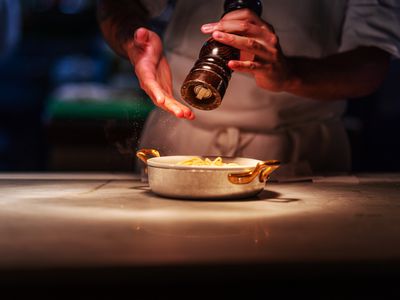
[124,27,194,120]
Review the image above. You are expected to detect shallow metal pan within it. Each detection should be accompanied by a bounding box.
[136,149,280,199]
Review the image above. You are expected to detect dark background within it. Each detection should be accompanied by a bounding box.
[1,0,399,173]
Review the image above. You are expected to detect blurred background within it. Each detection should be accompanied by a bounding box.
[0,0,399,173]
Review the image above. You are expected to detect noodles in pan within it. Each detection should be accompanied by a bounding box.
[177,157,239,166]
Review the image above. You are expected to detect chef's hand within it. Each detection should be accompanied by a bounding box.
[124,27,194,120]
[201,9,293,93]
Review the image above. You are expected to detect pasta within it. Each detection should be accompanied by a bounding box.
[177,157,239,166]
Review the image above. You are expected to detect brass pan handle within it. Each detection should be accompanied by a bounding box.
[228,160,280,184]
[136,148,161,165]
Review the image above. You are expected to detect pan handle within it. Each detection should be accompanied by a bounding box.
[136,148,161,165]
[228,160,280,184]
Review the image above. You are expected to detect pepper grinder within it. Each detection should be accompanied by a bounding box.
[180,0,263,110]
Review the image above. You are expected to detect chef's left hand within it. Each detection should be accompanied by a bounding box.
[201,9,293,93]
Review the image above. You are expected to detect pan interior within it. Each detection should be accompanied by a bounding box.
[147,155,262,170]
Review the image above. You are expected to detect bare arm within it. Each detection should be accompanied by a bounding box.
[287,47,390,100]
[97,0,194,120]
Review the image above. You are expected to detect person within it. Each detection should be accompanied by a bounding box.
[97,0,400,176]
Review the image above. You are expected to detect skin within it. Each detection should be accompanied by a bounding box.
[125,28,194,120]
[98,3,391,120]
[203,9,390,101]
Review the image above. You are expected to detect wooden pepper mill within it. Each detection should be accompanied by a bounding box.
[181,0,263,110]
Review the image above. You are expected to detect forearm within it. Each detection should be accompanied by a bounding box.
[286,47,390,101]
[97,0,150,58]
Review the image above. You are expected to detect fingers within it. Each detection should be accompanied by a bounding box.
[202,20,262,37]
[201,10,278,62]
[129,31,195,120]
[164,95,195,120]
[134,27,149,48]
[141,79,194,120]
[132,27,164,59]
[212,31,277,62]
[221,8,263,25]
[137,68,194,120]
[228,60,264,73]
[220,9,275,33]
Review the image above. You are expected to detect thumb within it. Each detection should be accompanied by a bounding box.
[134,27,149,48]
